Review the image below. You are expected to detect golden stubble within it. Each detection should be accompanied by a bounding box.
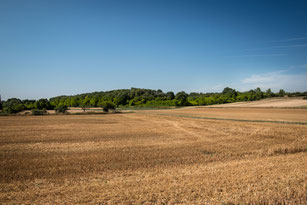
[0,108,306,204]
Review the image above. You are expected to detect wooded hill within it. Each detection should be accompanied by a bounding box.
[1,87,306,114]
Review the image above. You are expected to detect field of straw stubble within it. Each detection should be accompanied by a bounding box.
[0,107,307,204]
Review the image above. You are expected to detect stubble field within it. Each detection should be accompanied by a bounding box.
[0,106,307,204]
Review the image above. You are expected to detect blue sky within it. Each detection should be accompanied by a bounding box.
[0,0,307,100]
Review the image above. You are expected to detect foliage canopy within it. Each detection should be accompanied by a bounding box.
[1,88,306,114]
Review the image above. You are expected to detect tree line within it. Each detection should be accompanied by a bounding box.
[0,87,306,114]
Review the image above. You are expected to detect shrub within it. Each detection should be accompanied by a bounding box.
[0,112,8,116]
[31,109,47,115]
[102,101,116,112]
[55,105,68,114]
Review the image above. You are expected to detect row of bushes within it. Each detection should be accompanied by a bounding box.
[0,101,116,115]
[31,106,69,115]
[1,106,70,116]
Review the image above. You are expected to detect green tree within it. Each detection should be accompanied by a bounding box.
[222,87,236,97]
[255,87,263,100]
[35,98,53,110]
[55,105,68,114]
[102,101,116,112]
[175,91,188,106]
[166,91,175,100]
[90,97,98,107]
[2,98,25,114]
[64,98,71,107]
[266,88,272,97]
[279,89,286,97]
[22,99,36,110]
[82,96,91,106]
[71,97,79,107]
[113,92,129,106]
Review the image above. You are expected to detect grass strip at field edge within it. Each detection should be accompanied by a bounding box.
[158,113,307,125]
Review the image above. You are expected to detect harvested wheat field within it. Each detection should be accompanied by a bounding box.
[150,107,307,123]
[0,108,307,204]
[207,97,307,108]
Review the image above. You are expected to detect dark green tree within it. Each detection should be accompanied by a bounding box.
[279,89,286,97]
[266,88,272,97]
[255,88,263,100]
[35,98,53,110]
[55,105,68,114]
[114,92,129,106]
[102,101,116,112]
[82,96,91,106]
[166,91,175,100]
[175,91,188,106]
[2,98,25,114]
[71,97,79,107]
[222,87,237,97]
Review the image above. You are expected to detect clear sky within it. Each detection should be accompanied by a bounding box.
[1,0,307,100]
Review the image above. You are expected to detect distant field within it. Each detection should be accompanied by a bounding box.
[1,105,306,204]
[206,97,307,108]
[152,108,307,124]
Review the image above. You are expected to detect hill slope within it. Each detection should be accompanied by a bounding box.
[206,97,307,108]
